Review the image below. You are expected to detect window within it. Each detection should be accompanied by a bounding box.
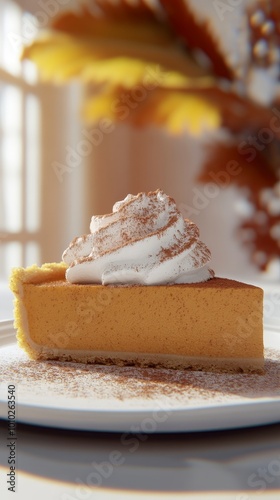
[0,1,86,294]
[0,0,41,281]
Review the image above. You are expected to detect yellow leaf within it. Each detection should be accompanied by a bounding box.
[83,57,155,88]
[22,32,215,93]
[22,35,97,82]
[82,87,221,136]
[82,92,117,123]
[154,92,221,134]
[22,0,212,87]
[82,57,215,90]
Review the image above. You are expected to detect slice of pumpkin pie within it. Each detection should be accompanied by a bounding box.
[10,190,264,373]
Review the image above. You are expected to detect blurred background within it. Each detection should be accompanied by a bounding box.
[1,0,280,318]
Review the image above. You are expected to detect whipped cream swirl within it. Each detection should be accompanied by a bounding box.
[62,190,214,285]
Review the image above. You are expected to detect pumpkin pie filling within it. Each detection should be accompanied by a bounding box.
[10,265,264,373]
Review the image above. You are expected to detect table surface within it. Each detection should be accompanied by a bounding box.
[1,418,280,498]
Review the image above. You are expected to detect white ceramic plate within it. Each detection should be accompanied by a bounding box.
[0,320,279,433]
